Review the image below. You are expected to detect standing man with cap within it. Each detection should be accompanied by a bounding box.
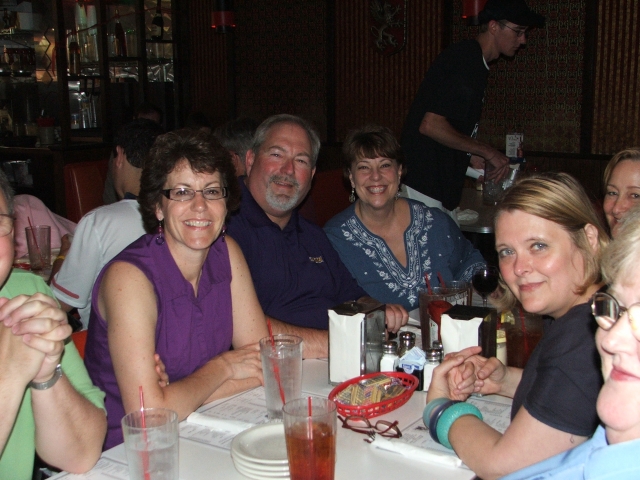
[400,0,544,215]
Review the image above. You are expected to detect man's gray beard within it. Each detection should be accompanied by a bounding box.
[265,175,302,212]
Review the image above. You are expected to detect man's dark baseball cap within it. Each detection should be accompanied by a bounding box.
[479,0,545,28]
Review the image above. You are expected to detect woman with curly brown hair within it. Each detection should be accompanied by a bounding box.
[85,129,268,449]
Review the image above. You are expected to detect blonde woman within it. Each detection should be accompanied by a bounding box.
[602,148,640,237]
[425,173,609,479]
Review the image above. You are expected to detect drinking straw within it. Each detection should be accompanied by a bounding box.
[26,217,44,267]
[138,386,151,480]
[266,318,286,405]
[437,272,446,290]
[424,273,433,295]
[519,307,529,358]
[307,396,315,466]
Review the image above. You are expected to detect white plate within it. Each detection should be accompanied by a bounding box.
[233,460,290,479]
[231,453,290,473]
[233,464,290,480]
[231,423,289,465]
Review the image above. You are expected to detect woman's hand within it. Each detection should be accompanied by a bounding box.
[426,346,481,403]
[154,353,170,388]
[466,355,510,396]
[384,303,409,333]
[216,343,264,384]
[0,294,70,384]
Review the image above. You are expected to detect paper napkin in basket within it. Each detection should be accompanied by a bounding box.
[368,434,462,468]
[186,412,254,435]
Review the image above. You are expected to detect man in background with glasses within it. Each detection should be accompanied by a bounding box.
[51,119,164,329]
[400,0,544,217]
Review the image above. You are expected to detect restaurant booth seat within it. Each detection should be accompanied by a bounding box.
[298,168,351,227]
[64,159,109,223]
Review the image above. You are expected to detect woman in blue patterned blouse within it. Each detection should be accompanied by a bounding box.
[324,125,485,310]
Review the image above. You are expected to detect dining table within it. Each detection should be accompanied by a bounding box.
[50,358,512,480]
[457,187,498,266]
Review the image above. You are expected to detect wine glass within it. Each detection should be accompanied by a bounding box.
[472,266,500,307]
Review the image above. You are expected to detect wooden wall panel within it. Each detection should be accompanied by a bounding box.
[592,0,640,154]
[334,1,445,140]
[186,0,230,127]
[234,0,327,138]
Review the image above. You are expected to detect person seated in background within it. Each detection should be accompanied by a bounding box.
[102,101,163,205]
[602,147,640,238]
[84,129,268,450]
[324,125,485,310]
[12,194,76,261]
[500,204,640,476]
[425,173,608,479]
[51,119,164,329]
[0,171,106,479]
[214,117,259,176]
[226,114,408,359]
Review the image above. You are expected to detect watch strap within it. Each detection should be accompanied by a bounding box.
[29,364,62,390]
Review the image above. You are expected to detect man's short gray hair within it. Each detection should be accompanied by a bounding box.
[0,170,15,214]
[251,114,321,168]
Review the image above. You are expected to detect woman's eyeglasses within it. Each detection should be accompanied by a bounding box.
[591,292,640,337]
[161,187,228,202]
[0,214,14,237]
[339,415,402,438]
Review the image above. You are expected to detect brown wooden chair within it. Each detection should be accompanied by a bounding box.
[63,159,109,223]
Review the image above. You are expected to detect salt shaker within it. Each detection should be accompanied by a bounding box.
[379,341,399,372]
[422,348,441,392]
[432,341,444,362]
[397,331,416,358]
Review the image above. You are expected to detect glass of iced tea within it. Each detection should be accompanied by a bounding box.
[283,396,337,480]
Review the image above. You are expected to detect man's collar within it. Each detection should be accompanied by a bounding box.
[123,192,137,200]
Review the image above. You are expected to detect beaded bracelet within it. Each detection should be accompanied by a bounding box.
[436,402,483,450]
[427,400,460,443]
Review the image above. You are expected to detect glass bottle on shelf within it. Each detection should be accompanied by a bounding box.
[150,0,164,40]
[114,8,127,57]
[68,31,81,76]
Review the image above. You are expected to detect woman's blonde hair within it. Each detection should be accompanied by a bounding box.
[603,147,640,189]
[493,172,610,312]
[601,203,640,286]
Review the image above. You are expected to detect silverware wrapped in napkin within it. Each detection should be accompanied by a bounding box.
[367,433,462,468]
[186,412,255,435]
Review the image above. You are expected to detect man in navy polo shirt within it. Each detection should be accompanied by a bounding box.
[227,114,408,358]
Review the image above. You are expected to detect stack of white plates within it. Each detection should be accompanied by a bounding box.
[231,423,290,480]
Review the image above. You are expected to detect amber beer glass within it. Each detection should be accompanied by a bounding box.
[283,397,337,480]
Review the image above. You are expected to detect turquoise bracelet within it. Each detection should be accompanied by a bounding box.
[436,402,483,450]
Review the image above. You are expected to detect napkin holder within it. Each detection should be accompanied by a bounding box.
[440,305,497,358]
[328,299,385,385]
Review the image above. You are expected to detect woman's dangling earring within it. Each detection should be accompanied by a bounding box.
[395,184,401,200]
[156,220,165,245]
[349,187,356,203]
[221,224,227,242]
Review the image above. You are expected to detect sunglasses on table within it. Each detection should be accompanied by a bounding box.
[338,415,402,439]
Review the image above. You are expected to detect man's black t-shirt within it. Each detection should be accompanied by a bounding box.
[401,39,489,211]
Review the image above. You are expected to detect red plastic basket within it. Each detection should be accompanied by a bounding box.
[328,372,419,419]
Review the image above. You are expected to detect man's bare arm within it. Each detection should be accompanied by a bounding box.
[268,317,328,359]
[419,112,509,179]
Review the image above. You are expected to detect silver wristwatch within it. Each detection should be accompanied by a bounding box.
[29,364,62,390]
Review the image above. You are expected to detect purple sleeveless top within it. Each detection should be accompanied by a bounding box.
[84,233,233,449]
